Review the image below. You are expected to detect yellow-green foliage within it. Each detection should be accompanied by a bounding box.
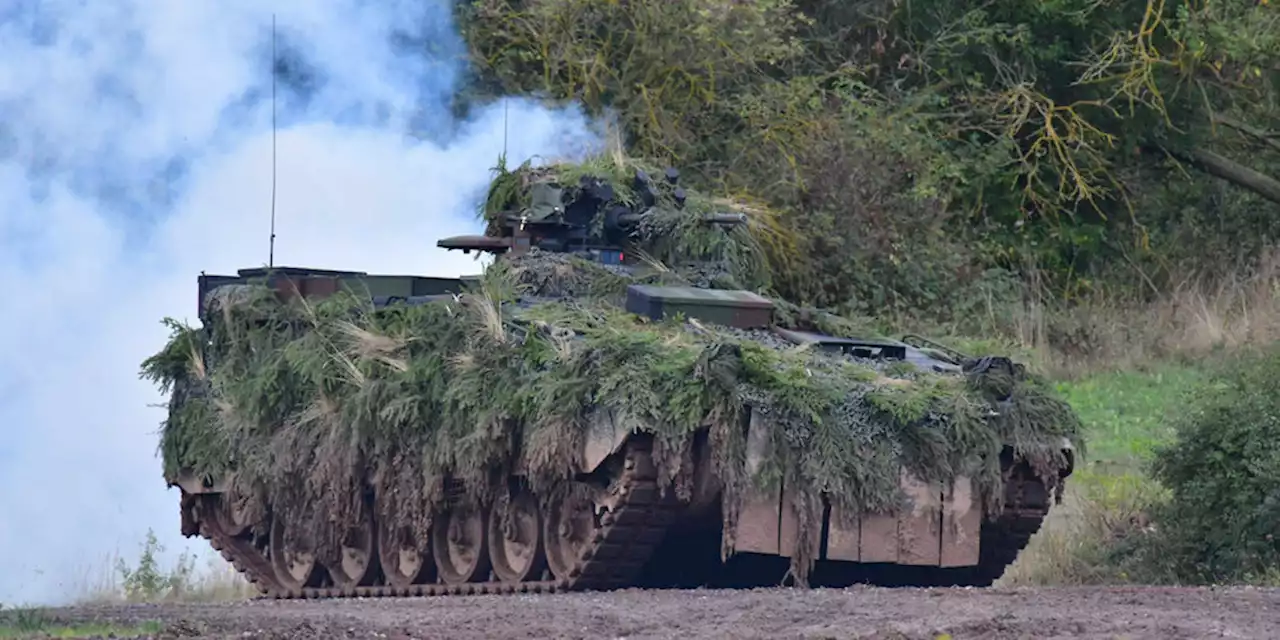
[460,0,807,171]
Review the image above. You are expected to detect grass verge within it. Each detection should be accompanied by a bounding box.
[1002,357,1280,587]
[999,468,1169,586]
[1053,366,1207,468]
[998,365,1203,586]
[0,608,161,639]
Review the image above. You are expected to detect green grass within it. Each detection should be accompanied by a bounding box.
[1054,364,1207,468]
[0,609,161,639]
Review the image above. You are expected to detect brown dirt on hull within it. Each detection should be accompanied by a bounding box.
[39,586,1280,639]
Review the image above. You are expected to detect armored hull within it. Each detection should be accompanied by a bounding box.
[160,269,1074,598]
[149,160,1078,598]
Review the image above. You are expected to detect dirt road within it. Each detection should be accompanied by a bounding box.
[28,585,1280,639]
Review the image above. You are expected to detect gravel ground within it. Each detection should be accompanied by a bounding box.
[32,585,1280,639]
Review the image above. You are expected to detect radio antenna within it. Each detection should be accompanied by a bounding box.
[268,13,278,268]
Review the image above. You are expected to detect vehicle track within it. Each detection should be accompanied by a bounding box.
[193,438,681,599]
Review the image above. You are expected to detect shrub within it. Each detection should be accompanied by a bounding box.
[115,529,195,602]
[1145,346,1280,583]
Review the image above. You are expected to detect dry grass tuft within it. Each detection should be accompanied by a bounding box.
[339,321,409,372]
[984,251,1280,379]
[475,287,509,344]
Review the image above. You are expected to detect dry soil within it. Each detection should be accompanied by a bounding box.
[33,585,1280,639]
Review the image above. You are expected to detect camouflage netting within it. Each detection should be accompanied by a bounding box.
[141,155,1083,582]
[481,154,778,291]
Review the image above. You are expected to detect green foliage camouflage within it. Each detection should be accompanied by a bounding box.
[480,154,779,292]
[142,157,1082,580]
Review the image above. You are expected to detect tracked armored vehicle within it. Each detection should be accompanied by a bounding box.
[149,159,1079,599]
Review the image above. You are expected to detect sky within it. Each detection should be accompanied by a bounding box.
[0,0,601,605]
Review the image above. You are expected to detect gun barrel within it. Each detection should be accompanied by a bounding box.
[701,212,748,225]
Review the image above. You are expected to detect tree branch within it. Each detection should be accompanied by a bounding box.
[1212,114,1280,153]
[1160,146,1280,206]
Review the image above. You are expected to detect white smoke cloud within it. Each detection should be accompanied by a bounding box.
[0,0,600,605]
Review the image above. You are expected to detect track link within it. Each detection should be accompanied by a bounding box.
[191,439,677,599]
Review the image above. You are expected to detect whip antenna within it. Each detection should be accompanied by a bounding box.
[269,13,278,268]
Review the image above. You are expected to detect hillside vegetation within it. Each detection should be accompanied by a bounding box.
[455,0,1279,356]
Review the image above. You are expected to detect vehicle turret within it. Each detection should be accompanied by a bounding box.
[436,165,746,267]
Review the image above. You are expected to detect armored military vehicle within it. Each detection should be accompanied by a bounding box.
[147,159,1078,598]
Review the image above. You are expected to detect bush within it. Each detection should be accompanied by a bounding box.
[1144,346,1280,584]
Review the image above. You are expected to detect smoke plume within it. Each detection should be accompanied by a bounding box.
[0,0,599,605]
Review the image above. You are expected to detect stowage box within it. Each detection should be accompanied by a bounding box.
[625,284,775,329]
